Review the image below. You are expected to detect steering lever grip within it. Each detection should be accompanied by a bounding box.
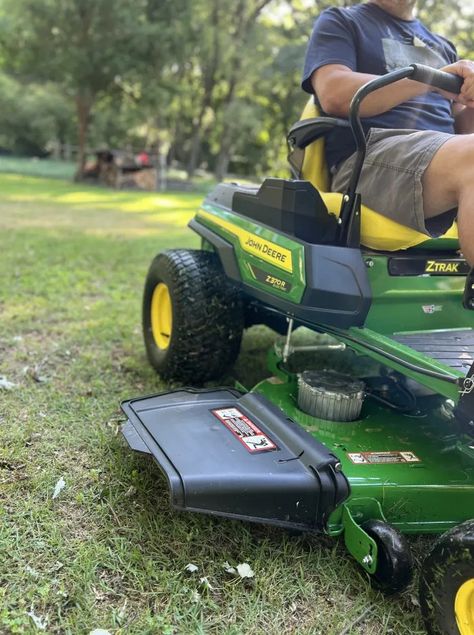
[410,63,463,95]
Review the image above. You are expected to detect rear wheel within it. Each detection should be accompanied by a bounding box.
[420,520,474,635]
[143,249,243,383]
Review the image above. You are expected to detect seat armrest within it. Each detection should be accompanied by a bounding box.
[288,117,350,149]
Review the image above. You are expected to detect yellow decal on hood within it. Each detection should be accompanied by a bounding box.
[198,210,293,273]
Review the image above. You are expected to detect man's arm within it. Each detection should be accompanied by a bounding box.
[312,64,431,118]
[313,60,474,120]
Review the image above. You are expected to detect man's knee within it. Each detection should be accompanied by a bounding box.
[425,133,474,205]
[437,134,474,187]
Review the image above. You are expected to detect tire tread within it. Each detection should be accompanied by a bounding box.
[143,249,243,383]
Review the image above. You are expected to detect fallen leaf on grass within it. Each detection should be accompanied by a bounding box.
[410,593,420,607]
[27,609,47,630]
[24,365,48,383]
[185,563,198,573]
[50,560,64,572]
[92,586,106,601]
[0,375,16,390]
[52,477,66,499]
[191,589,201,603]
[223,561,236,574]
[236,563,255,579]
[199,576,214,590]
[25,565,39,578]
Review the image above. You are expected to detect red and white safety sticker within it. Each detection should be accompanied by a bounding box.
[348,451,421,465]
[211,407,278,453]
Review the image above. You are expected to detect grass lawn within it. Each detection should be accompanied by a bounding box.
[0,157,76,181]
[0,174,428,634]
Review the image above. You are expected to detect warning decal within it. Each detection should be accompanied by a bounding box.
[348,451,421,465]
[211,407,278,453]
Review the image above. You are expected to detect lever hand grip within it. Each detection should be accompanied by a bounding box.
[410,63,463,94]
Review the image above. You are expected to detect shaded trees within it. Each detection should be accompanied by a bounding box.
[0,0,472,180]
[0,0,185,176]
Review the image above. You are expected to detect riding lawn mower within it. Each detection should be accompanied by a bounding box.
[121,64,474,635]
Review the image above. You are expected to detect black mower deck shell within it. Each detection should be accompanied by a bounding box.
[121,388,350,531]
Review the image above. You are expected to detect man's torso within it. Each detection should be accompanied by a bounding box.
[302,3,457,169]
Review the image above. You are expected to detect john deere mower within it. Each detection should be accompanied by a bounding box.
[121,64,474,635]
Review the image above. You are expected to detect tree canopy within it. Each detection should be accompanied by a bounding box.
[0,0,472,179]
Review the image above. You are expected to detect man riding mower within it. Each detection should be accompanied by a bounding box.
[120,59,473,635]
[119,6,473,635]
[302,1,474,269]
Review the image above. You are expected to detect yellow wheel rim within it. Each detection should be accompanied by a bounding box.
[456,579,474,635]
[150,283,172,350]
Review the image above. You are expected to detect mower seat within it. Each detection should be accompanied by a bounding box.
[289,100,459,252]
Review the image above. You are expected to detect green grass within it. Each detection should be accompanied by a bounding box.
[0,173,428,634]
[0,157,76,180]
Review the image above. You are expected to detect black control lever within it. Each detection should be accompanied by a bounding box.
[410,63,464,95]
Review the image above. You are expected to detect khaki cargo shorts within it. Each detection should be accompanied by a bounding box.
[331,128,457,236]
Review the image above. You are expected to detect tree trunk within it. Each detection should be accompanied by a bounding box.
[214,128,233,181]
[75,94,92,181]
[213,0,272,180]
[186,106,206,179]
[214,149,231,183]
[186,0,221,179]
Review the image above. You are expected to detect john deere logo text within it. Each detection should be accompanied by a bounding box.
[425,260,460,274]
[244,237,287,264]
[197,209,294,273]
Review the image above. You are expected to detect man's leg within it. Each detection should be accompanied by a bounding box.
[422,134,474,265]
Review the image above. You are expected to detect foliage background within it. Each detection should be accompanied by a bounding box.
[0,0,472,179]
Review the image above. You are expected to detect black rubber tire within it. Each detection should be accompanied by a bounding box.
[419,520,474,635]
[361,519,414,595]
[143,249,243,383]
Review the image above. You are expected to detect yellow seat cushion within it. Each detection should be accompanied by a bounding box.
[299,100,459,252]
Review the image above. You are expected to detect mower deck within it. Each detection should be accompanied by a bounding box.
[122,380,474,536]
[254,376,474,535]
[121,388,349,532]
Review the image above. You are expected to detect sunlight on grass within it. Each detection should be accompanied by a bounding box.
[54,191,202,213]
[0,173,205,238]
[0,173,204,214]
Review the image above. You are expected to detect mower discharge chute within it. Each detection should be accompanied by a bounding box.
[122,64,474,634]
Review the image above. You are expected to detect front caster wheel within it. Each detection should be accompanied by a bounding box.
[420,519,474,635]
[143,249,243,383]
[361,519,413,595]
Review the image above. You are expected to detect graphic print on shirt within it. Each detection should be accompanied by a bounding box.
[382,33,447,72]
